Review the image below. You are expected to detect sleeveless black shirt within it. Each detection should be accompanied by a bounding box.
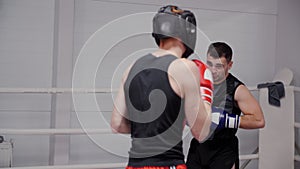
[211,73,244,139]
[124,54,185,166]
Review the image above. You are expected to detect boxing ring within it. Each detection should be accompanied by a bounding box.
[0,84,299,169]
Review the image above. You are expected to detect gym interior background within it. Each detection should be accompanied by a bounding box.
[0,0,299,168]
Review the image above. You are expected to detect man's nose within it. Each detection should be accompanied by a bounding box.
[208,66,217,73]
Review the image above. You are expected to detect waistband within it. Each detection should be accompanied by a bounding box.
[126,164,186,169]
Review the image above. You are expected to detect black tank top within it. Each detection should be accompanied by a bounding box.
[124,54,185,166]
[211,73,244,140]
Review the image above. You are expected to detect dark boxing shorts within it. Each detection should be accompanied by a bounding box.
[186,137,239,169]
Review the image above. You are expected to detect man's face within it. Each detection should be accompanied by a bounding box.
[206,54,232,84]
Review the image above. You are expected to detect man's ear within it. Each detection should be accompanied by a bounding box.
[228,61,233,70]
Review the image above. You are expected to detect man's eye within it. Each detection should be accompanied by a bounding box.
[215,65,223,69]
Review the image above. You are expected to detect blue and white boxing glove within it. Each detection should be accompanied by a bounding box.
[211,106,240,129]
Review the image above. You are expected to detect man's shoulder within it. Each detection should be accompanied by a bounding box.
[227,73,244,85]
[168,58,199,85]
[171,58,196,69]
[227,73,238,80]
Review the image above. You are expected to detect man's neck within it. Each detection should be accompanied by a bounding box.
[152,48,182,58]
[153,38,185,58]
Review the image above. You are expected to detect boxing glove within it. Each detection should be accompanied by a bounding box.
[193,59,214,105]
[211,106,240,129]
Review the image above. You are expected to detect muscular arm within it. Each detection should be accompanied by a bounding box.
[171,59,211,141]
[235,85,265,129]
[110,67,131,134]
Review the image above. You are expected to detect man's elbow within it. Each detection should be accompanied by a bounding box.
[110,121,131,134]
[110,119,122,133]
[191,130,210,142]
[192,113,211,142]
[191,130,202,142]
[191,126,210,142]
[110,122,120,133]
[249,117,265,129]
[257,118,265,128]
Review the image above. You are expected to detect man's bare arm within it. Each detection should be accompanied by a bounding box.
[235,85,265,129]
[110,66,132,133]
[171,59,211,141]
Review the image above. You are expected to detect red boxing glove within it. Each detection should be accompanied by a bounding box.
[193,59,214,105]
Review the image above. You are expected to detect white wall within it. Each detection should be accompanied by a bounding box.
[275,0,300,168]
[0,0,285,168]
[0,0,54,166]
[276,0,300,87]
[71,1,277,169]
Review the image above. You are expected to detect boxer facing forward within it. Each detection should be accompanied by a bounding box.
[187,42,265,169]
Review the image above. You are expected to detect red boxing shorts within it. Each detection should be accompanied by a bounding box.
[126,164,187,169]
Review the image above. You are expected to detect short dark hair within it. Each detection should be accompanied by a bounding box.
[207,42,233,63]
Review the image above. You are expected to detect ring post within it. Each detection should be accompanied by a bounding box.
[258,86,295,169]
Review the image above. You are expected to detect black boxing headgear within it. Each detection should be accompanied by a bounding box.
[152,5,197,58]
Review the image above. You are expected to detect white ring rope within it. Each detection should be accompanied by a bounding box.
[0,163,127,169]
[294,86,300,93]
[0,85,298,168]
[248,86,259,92]
[0,128,112,135]
[239,154,259,160]
[0,88,116,94]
